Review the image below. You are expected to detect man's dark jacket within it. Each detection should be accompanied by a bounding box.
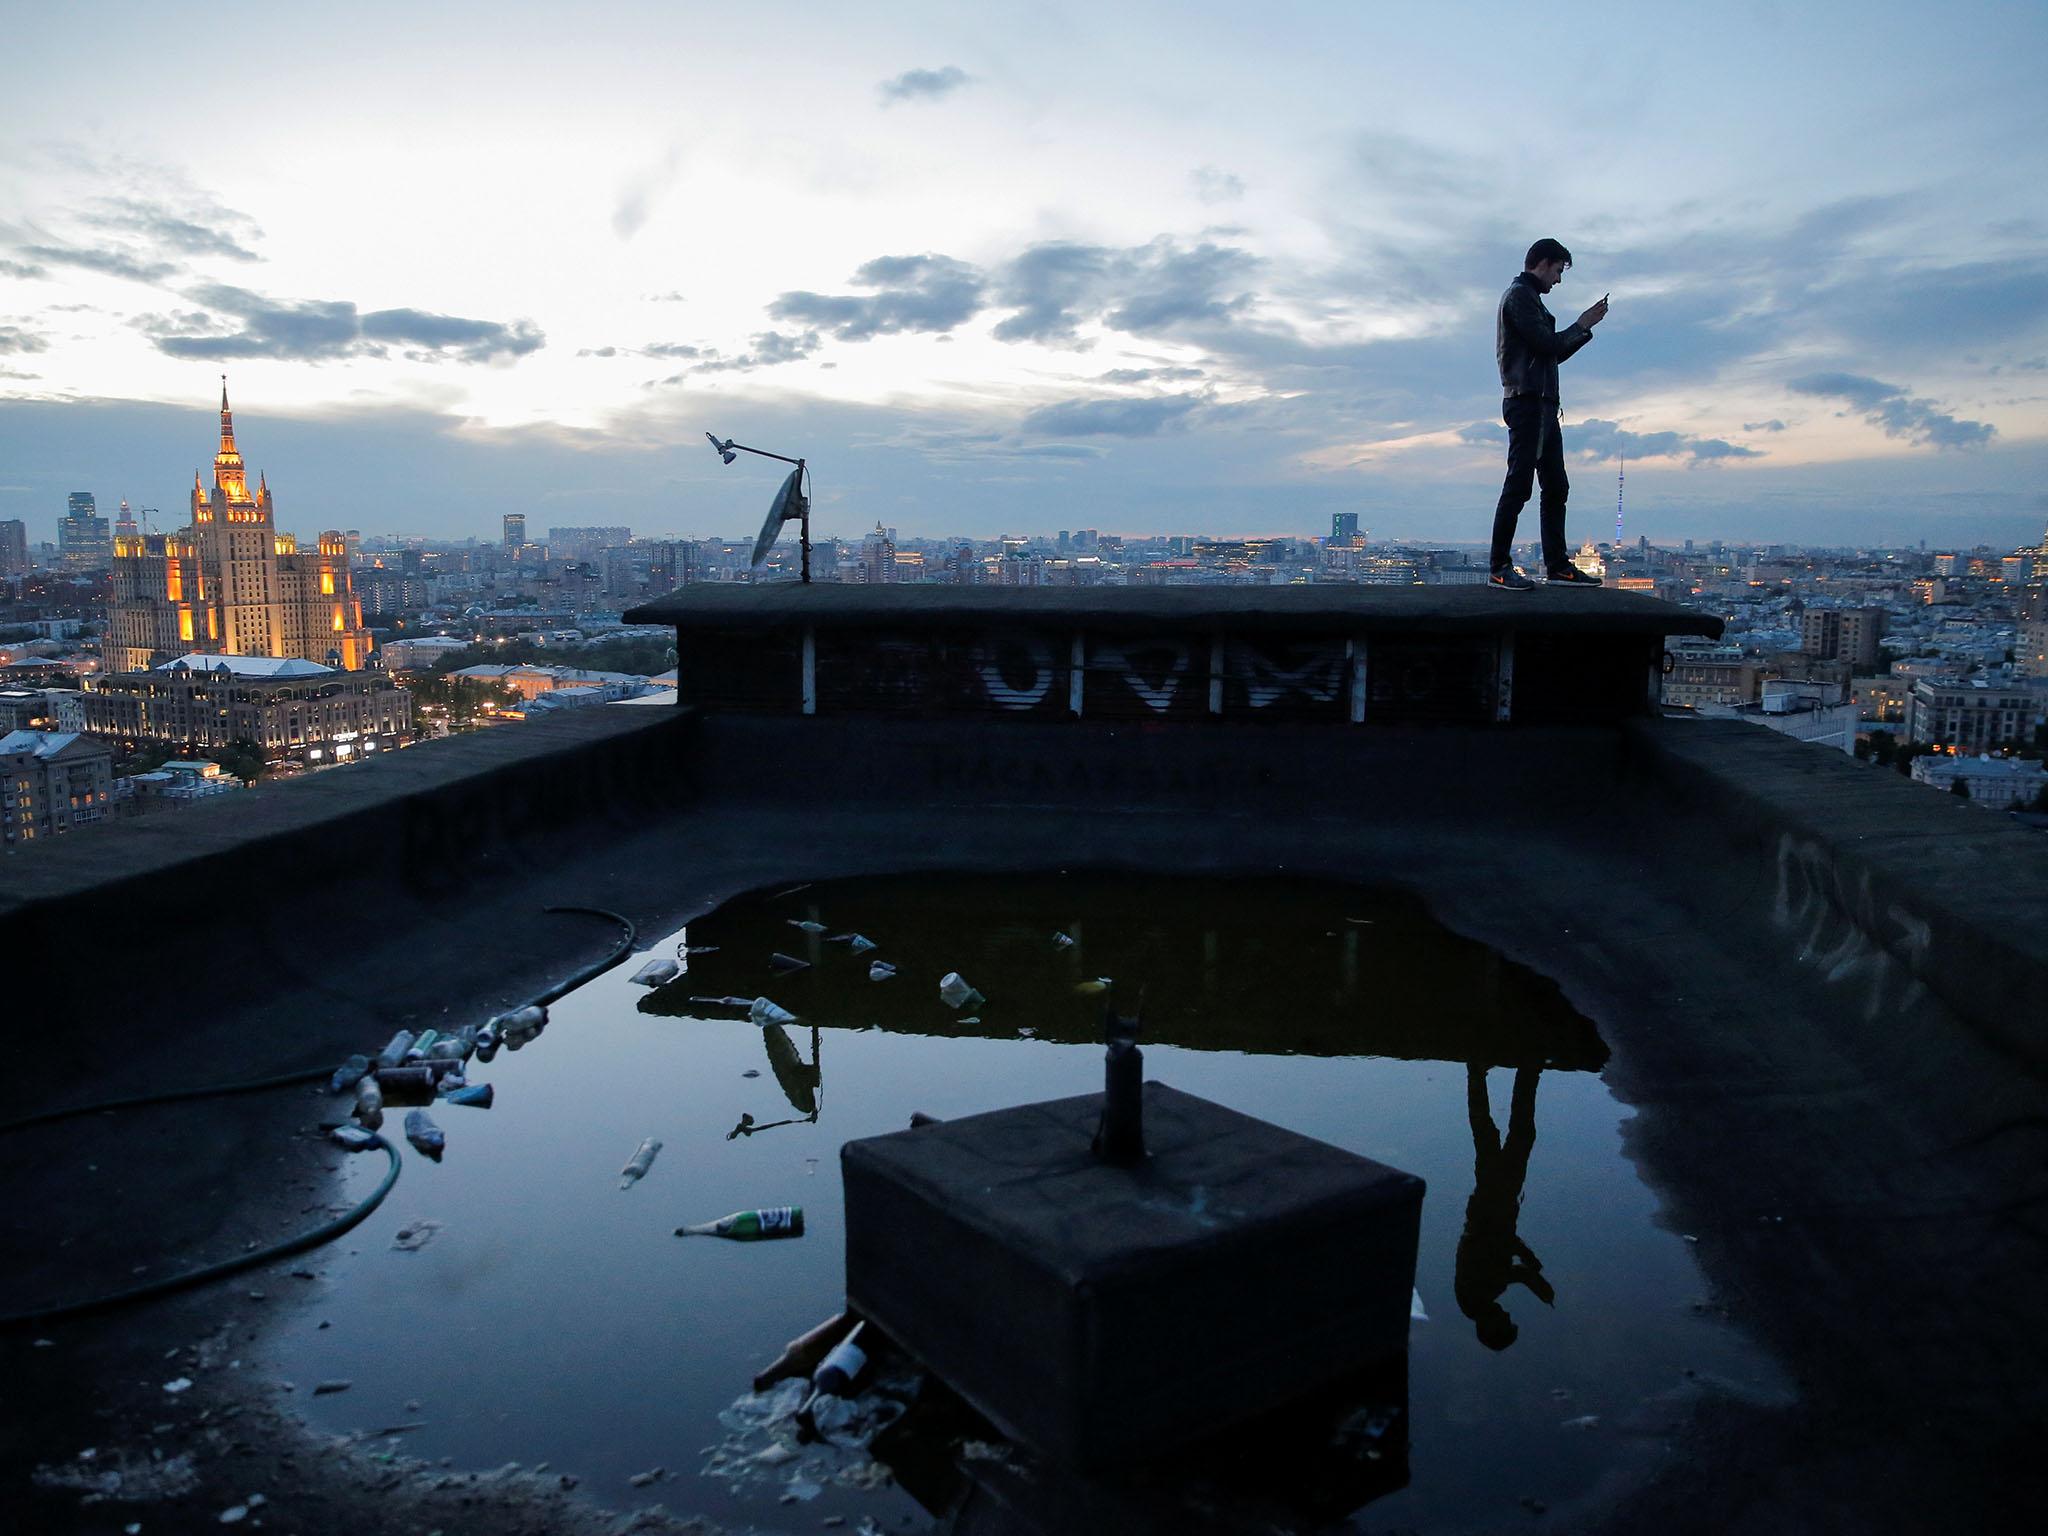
[1497,271,1591,401]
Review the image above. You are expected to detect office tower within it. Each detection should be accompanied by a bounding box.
[58,492,111,571]
[0,519,27,577]
[1331,513,1360,545]
[503,513,527,550]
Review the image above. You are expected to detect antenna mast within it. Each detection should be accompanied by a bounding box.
[1616,446,1625,547]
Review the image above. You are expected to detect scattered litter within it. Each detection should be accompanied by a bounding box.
[632,957,682,987]
[769,952,811,973]
[446,1083,494,1109]
[375,1065,437,1105]
[753,1442,797,1466]
[676,1206,804,1241]
[742,1069,761,1079]
[750,997,798,1027]
[1074,977,1112,996]
[1410,1288,1429,1322]
[375,1031,416,1070]
[329,1125,378,1152]
[1052,931,1076,950]
[391,1221,443,1252]
[491,1004,547,1046]
[218,1504,248,1524]
[785,1477,824,1502]
[352,1077,384,1131]
[411,1028,442,1057]
[328,1055,370,1094]
[312,1379,352,1396]
[938,972,984,1009]
[846,935,878,955]
[787,920,828,934]
[621,1137,663,1189]
[403,1110,446,1162]
[628,1467,665,1487]
[690,995,757,1009]
[163,1378,193,1394]
[1016,1027,1036,1039]
[685,945,719,955]
[34,1447,199,1503]
[1683,1234,1699,1244]
[866,962,896,982]
[1560,1414,1601,1431]
[959,1017,980,1025]
[1345,917,1376,926]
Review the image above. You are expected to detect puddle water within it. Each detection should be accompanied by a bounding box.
[277,873,1788,1531]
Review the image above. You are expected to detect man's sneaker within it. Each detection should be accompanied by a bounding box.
[1546,565,1602,586]
[1489,567,1536,592]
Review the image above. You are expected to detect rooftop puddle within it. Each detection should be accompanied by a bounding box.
[276,873,1788,1531]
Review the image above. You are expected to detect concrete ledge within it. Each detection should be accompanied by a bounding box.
[1625,716,2048,1072]
[1,707,698,1019]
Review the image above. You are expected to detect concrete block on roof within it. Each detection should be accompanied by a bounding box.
[842,1081,1423,1468]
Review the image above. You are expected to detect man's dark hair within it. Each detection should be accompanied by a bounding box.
[1524,238,1573,270]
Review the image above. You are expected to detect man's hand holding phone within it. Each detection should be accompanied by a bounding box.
[1578,294,1610,330]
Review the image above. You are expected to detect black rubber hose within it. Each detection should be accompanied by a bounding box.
[0,905,635,1330]
[0,1136,402,1330]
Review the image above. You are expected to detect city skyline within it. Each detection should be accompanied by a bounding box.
[4,1,2045,548]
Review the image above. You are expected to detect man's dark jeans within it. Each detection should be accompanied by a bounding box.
[1489,394,1569,573]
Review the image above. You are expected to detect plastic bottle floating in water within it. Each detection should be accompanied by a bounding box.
[674,1207,805,1241]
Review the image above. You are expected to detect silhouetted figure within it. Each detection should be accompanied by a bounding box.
[1488,237,1609,591]
[1455,1063,1555,1351]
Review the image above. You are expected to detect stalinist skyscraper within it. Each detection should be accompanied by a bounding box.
[107,385,372,673]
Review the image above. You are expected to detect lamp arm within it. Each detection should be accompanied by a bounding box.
[725,441,805,468]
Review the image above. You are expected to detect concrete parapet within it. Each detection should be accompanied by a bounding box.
[1626,716,2048,1073]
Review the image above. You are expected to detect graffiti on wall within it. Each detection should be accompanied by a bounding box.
[1772,832,1933,1021]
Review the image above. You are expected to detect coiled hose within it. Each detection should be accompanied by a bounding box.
[0,905,636,1329]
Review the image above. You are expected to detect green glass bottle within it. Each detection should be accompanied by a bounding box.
[674,1206,805,1241]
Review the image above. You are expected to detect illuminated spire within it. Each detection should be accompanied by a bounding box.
[219,375,237,455]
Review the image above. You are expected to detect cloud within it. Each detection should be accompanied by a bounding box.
[1787,372,1995,449]
[1021,394,1201,437]
[688,329,822,375]
[147,284,544,363]
[989,237,1259,344]
[1743,419,1788,432]
[0,325,49,356]
[770,255,985,341]
[1190,166,1245,204]
[1099,366,1205,384]
[878,66,971,105]
[614,145,686,240]
[0,258,46,280]
[80,197,262,262]
[1565,418,1764,464]
[1457,421,1505,447]
[579,341,705,360]
[17,243,177,282]
[644,291,687,303]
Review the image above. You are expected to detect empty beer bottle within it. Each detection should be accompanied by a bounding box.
[674,1206,804,1241]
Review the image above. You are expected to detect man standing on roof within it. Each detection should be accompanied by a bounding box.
[1489,238,1608,591]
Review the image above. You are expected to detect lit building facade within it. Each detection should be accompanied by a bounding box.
[58,492,111,571]
[1,728,115,845]
[0,518,27,576]
[106,388,371,673]
[1800,607,1887,671]
[1908,679,2036,751]
[81,654,414,762]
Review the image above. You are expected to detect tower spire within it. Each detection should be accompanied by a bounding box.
[219,375,236,455]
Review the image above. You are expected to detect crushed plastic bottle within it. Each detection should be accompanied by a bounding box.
[620,1137,662,1189]
[411,1028,441,1056]
[373,1065,437,1105]
[445,1083,494,1109]
[749,997,799,1027]
[787,919,828,934]
[846,935,878,955]
[375,1031,416,1071]
[769,952,811,973]
[938,972,984,1009]
[352,1077,384,1131]
[493,1004,546,1037]
[867,961,897,982]
[329,1124,378,1151]
[404,1110,446,1161]
[690,995,758,1010]
[328,1055,370,1095]
[1052,931,1076,950]
[631,957,681,987]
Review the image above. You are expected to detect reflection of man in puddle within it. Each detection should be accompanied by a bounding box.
[1455,1063,1554,1350]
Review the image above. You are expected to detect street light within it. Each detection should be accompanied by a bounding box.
[708,433,812,583]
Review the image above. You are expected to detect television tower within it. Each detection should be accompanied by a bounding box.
[1616,446,1625,547]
